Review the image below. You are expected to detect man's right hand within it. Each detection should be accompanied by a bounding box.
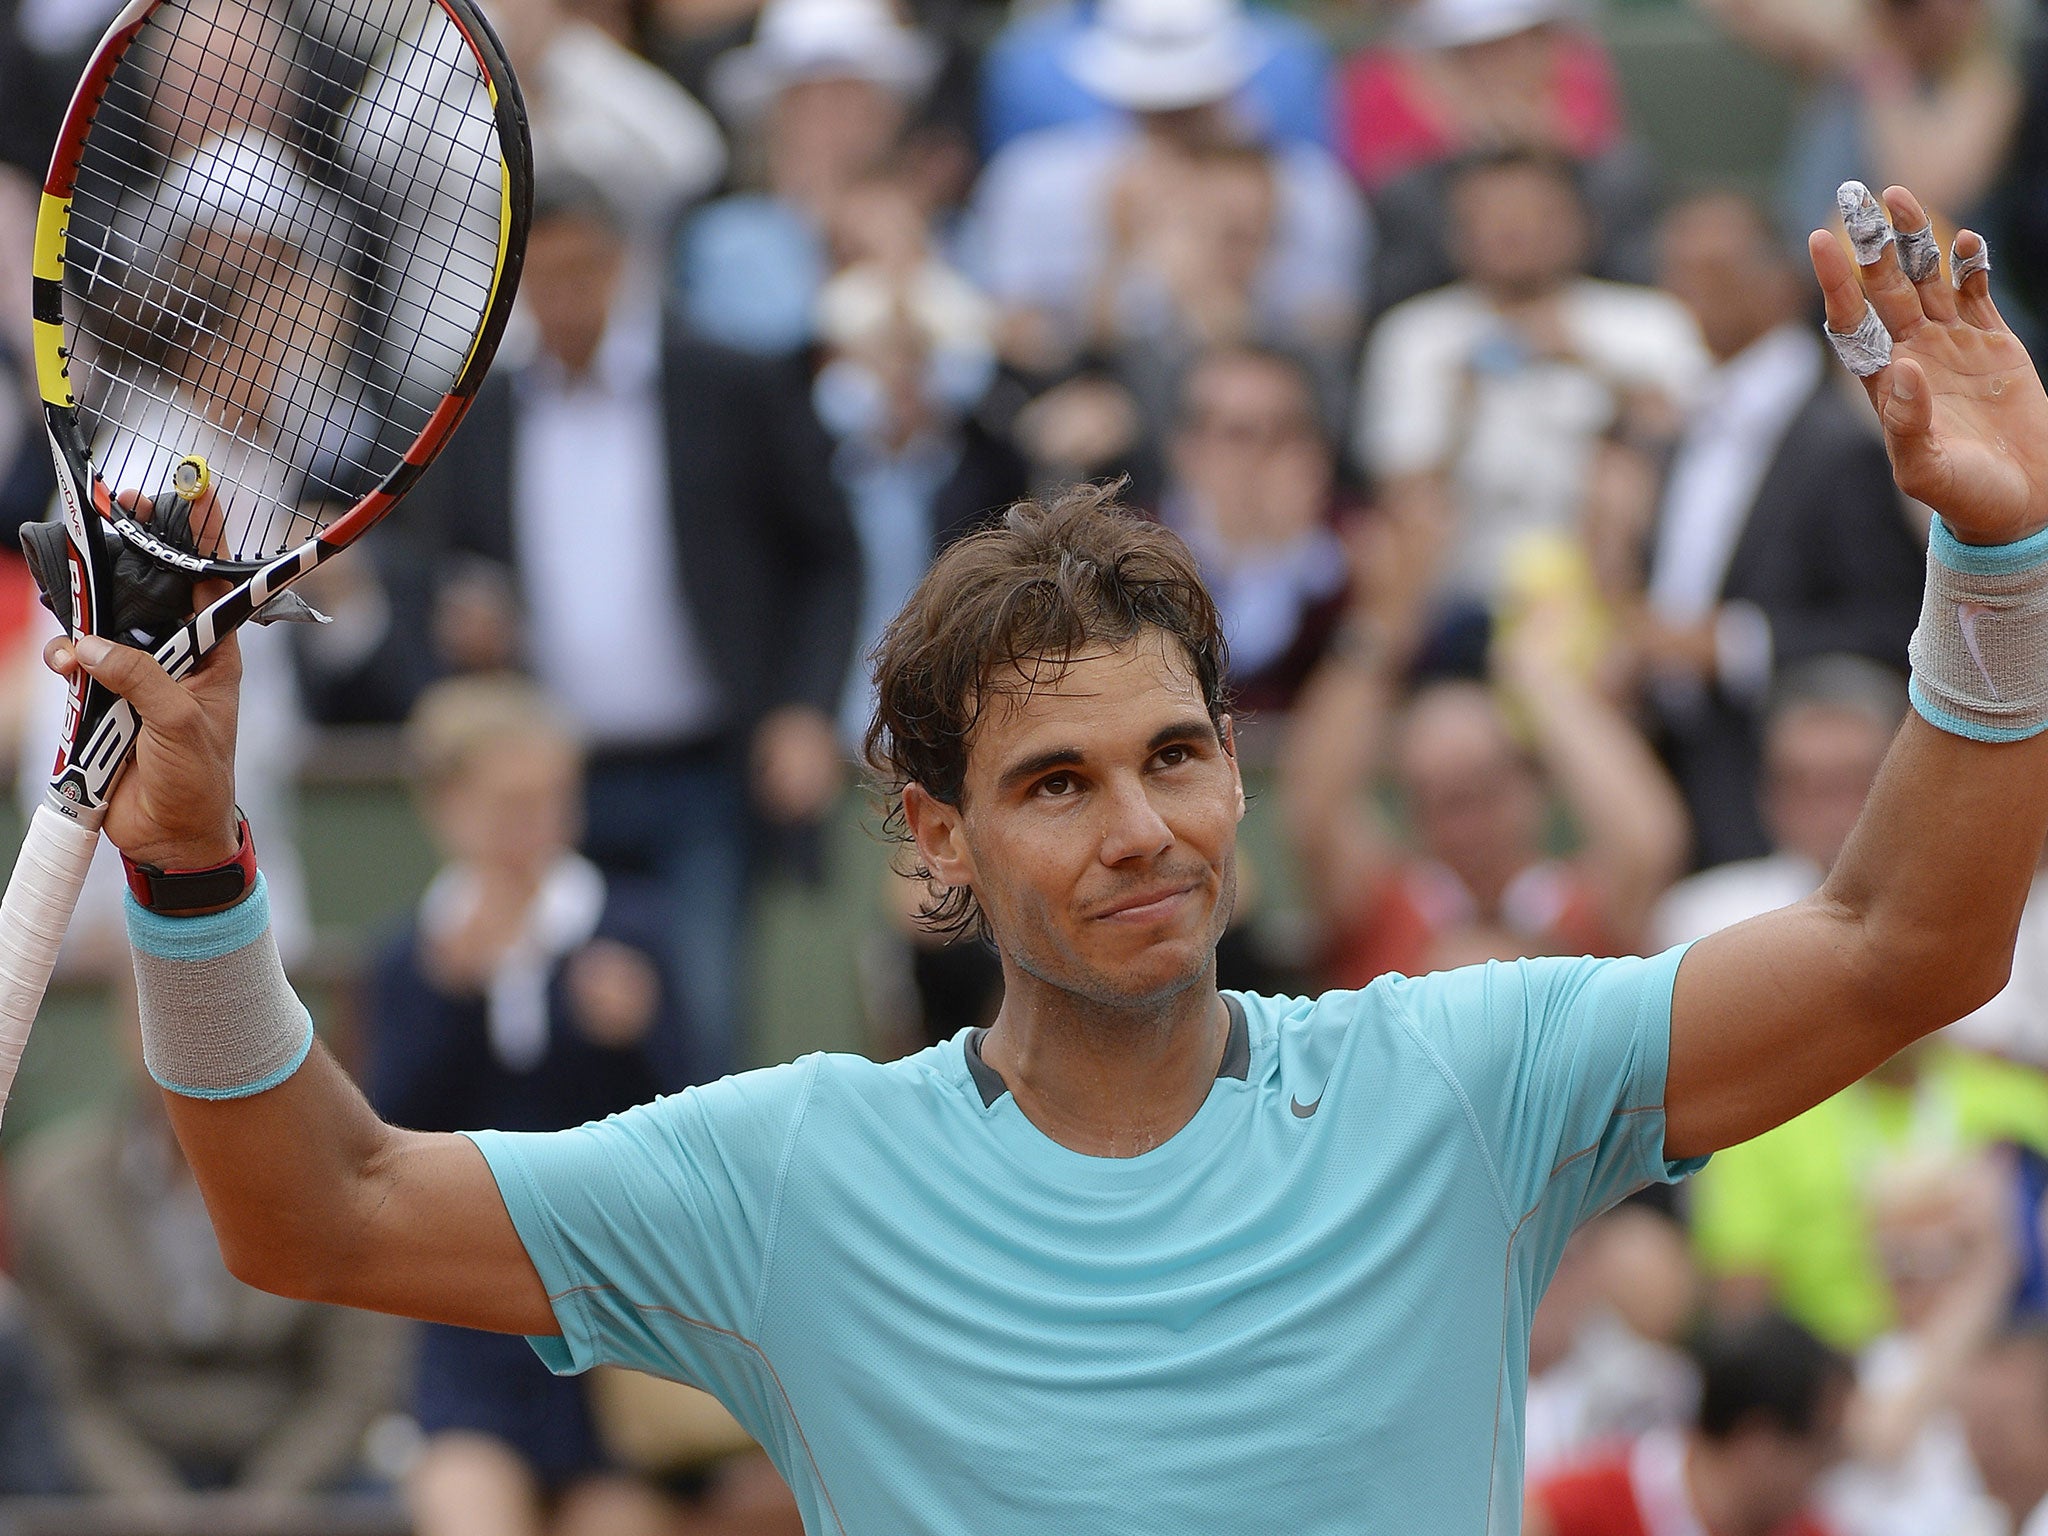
[44,626,242,871]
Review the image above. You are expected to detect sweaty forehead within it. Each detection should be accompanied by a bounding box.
[966,633,1209,771]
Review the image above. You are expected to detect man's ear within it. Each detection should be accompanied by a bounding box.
[1220,714,1246,819]
[903,782,975,890]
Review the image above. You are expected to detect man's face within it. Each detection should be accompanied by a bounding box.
[908,631,1244,1011]
[1170,354,1330,549]
[1658,196,1797,362]
[1764,704,1892,871]
[1396,684,1544,883]
[1449,163,1588,301]
[769,76,908,199]
[521,212,627,377]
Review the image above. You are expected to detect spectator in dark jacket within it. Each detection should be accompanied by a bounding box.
[1636,191,1924,867]
[404,173,861,1075]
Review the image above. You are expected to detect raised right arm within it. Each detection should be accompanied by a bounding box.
[169,1041,555,1333]
[46,630,556,1336]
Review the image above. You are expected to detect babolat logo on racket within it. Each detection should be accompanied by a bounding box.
[117,523,212,575]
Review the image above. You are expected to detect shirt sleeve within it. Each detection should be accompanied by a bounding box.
[1381,947,1704,1240]
[463,1056,819,1385]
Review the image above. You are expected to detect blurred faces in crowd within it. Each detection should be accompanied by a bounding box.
[519,195,631,380]
[710,0,936,208]
[1762,685,1898,877]
[1161,346,1344,712]
[1447,150,1590,305]
[1658,191,1807,366]
[1531,1313,1850,1536]
[1395,682,1548,897]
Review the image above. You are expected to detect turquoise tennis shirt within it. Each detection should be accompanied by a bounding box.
[466,947,1702,1534]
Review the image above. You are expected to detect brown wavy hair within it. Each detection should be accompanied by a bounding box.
[863,482,1230,943]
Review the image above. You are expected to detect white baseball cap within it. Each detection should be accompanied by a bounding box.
[1065,0,1268,114]
[1406,0,1577,49]
[711,0,940,119]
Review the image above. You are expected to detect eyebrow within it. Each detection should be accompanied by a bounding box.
[994,717,1219,795]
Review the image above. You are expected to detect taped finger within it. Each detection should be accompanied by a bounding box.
[1825,299,1892,377]
[1837,181,1895,265]
[1896,221,1939,284]
[1951,235,1991,289]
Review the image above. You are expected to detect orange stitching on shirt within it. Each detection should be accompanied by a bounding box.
[548,1285,849,1536]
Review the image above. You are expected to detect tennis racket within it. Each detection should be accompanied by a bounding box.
[0,0,533,1119]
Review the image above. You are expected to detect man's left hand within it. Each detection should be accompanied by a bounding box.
[1812,184,2048,546]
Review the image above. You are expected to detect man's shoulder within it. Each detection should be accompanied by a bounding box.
[1567,280,1704,360]
[1569,278,1692,325]
[1367,284,1487,353]
[744,1038,979,1125]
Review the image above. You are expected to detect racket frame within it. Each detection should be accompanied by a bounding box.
[0,0,529,1120]
[27,0,531,824]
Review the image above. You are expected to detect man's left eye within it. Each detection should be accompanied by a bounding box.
[1157,745,1191,767]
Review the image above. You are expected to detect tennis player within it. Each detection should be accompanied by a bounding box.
[48,182,2048,1532]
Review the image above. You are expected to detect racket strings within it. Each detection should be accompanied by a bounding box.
[61,0,503,562]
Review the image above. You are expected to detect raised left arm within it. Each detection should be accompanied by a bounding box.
[1666,183,2048,1158]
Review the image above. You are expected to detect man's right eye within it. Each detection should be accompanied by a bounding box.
[1036,774,1075,797]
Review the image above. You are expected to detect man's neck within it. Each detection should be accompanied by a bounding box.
[979,963,1229,1159]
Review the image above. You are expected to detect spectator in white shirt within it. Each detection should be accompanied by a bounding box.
[1353,146,1703,618]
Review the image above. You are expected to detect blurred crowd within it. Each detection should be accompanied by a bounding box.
[3,0,2048,1531]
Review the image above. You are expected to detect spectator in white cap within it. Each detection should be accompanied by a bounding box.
[969,0,1367,396]
[979,0,1335,156]
[675,0,942,355]
[482,0,726,236]
[1341,0,1662,318]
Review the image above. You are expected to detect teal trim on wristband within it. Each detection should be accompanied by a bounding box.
[150,1010,314,1100]
[124,872,270,961]
[1909,676,2048,743]
[1930,517,2048,577]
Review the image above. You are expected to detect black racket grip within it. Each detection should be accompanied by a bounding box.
[20,497,198,647]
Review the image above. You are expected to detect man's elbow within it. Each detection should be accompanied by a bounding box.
[1840,903,2013,1038]
[218,1232,329,1302]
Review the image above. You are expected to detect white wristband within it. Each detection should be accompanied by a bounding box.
[126,873,314,1099]
[1908,519,2048,743]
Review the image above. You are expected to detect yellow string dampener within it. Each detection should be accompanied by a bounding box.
[171,456,209,501]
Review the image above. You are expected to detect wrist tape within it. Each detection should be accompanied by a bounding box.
[126,873,314,1099]
[1908,518,2048,743]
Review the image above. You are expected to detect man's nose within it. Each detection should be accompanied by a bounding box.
[1098,774,1173,865]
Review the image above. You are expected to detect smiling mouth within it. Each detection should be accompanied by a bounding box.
[1093,883,1199,922]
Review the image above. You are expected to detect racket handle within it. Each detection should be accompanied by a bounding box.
[0,803,101,1124]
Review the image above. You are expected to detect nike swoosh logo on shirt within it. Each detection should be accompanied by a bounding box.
[1290,1093,1322,1119]
[1957,601,2001,699]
